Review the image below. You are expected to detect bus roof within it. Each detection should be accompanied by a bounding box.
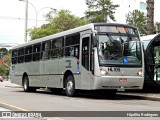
[140,33,160,50]
[141,34,159,41]
[13,23,137,49]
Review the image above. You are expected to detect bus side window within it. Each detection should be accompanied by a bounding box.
[12,50,18,64]
[41,41,51,60]
[82,37,90,70]
[51,38,64,58]
[18,48,25,63]
[64,33,80,59]
[33,44,41,61]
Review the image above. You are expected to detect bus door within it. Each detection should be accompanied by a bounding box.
[80,34,93,89]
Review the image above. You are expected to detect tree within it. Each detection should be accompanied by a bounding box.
[0,50,11,76]
[29,10,89,40]
[147,0,154,34]
[154,22,160,33]
[0,48,8,58]
[29,23,56,40]
[126,10,147,35]
[85,0,119,22]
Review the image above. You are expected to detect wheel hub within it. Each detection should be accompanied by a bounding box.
[24,80,27,90]
[67,81,73,94]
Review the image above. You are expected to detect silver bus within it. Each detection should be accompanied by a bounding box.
[11,23,144,96]
[141,34,160,91]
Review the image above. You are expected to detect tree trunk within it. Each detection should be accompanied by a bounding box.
[147,0,154,35]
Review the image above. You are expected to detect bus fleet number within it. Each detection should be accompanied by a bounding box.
[108,67,120,72]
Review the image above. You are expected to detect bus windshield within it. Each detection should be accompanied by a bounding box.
[98,34,142,66]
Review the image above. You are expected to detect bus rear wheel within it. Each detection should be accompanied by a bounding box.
[65,75,76,97]
[23,76,36,92]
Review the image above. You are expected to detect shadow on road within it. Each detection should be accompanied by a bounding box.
[12,88,152,101]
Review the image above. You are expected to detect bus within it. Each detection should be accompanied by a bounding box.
[141,33,160,91]
[11,23,144,97]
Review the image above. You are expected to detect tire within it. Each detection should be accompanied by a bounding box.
[65,75,76,97]
[23,76,36,92]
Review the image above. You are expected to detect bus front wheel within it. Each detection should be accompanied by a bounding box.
[65,75,76,97]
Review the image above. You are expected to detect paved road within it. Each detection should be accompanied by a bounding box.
[0,107,10,111]
[0,81,160,120]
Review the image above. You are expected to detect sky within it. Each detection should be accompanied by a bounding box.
[0,0,87,45]
[0,0,160,46]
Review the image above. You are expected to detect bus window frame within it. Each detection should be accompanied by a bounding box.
[33,43,41,61]
[64,33,80,59]
[18,47,25,63]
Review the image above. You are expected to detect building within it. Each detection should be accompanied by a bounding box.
[113,0,159,23]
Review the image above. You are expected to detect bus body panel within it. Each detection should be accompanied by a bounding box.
[92,76,143,90]
[101,67,142,76]
[40,59,60,87]
[100,76,143,89]
[99,67,143,89]
[94,48,101,77]
[61,58,82,89]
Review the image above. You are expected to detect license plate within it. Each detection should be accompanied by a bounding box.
[119,78,127,82]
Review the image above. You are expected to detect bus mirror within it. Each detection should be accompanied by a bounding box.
[93,36,98,47]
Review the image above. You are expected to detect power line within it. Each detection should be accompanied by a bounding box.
[0,16,46,22]
[0,43,18,47]
[0,35,23,38]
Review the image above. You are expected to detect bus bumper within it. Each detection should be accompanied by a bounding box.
[93,76,144,90]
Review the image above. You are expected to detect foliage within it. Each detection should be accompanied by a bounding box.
[154,22,160,33]
[0,50,11,76]
[29,23,56,40]
[29,10,90,40]
[85,0,119,22]
[49,10,89,33]
[126,10,147,35]
[0,48,8,58]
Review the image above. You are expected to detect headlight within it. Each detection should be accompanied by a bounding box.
[100,68,108,76]
[137,69,143,76]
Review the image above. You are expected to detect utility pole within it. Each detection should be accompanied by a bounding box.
[147,0,154,35]
[24,0,28,42]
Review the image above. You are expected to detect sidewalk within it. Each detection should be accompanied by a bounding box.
[3,80,22,88]
[118,92,160,101]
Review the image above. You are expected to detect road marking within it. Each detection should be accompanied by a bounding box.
[0,102,65,120]
[0,101,29,111]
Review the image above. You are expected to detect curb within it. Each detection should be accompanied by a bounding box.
[3,81,22,88]
[117,93,160,101]
[5,85,22,88]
